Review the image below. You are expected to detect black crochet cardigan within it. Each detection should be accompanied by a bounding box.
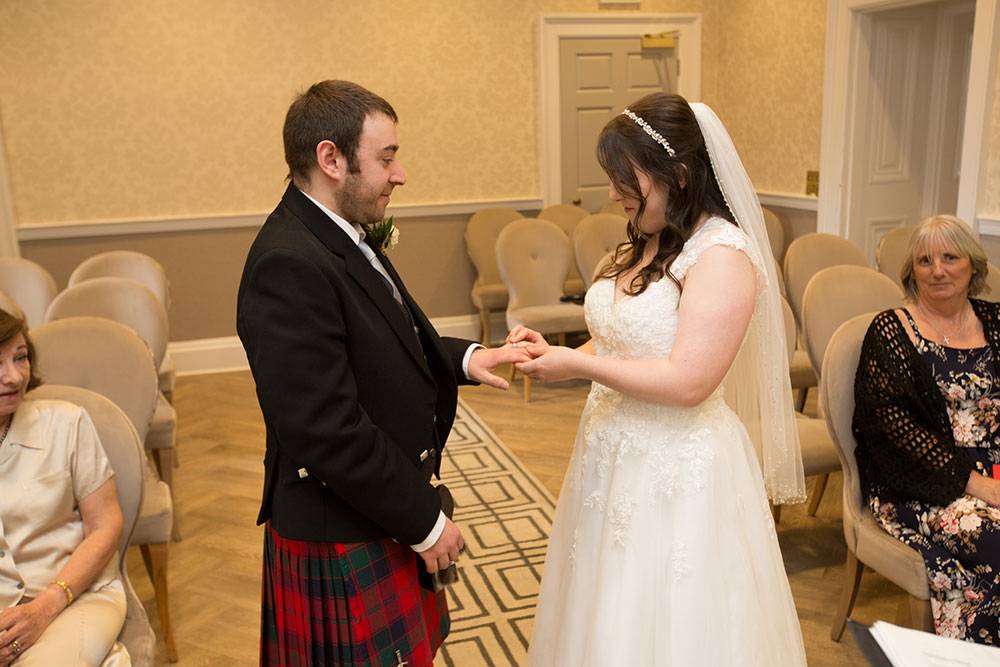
[852,298,1000,507]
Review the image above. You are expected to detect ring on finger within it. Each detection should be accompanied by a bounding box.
[11,639,21,654]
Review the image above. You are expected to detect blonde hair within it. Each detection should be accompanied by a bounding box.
[900,214,989,301]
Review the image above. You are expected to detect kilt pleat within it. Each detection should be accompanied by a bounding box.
[261,524,449,666]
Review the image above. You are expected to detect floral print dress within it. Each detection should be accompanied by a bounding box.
[869,308,1000,644]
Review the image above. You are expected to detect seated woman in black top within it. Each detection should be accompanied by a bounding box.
[854,214,1000,644]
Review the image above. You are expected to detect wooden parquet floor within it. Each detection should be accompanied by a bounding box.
[131,369,908,665]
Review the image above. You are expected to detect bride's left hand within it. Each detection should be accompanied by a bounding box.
[515,345,582,383]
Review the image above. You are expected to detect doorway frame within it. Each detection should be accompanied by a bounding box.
[538,13,703,207]
[817,0,999,236]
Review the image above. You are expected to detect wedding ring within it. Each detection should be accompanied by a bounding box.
[11,639,21,654]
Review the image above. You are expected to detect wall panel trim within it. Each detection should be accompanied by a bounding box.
[170,314,485,376]
[757,191,819,212]
[978,215,1000,237]
[17,197,545,241]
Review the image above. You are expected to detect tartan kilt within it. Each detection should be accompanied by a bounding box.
[261,523,449,666]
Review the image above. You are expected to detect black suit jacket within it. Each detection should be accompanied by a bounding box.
[237,184,475,544]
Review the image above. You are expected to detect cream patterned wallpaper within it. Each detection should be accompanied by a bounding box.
[709,0,827,196]
[0,0,711,225]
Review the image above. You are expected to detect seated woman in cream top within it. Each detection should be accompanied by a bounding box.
[0,310,129,666]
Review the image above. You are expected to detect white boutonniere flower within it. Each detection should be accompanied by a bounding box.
[365,216,399,252]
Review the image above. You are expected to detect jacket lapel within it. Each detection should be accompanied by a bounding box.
[283,185,433,380]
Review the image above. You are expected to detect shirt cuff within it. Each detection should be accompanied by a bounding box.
[461,343,485,381]
[410,511,447,553]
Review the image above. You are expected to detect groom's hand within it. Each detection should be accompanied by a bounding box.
[468,346,532,390]
[420,518,465,573]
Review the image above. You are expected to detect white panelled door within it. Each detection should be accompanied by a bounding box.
[558,37,673,212]
[848,0,974,262]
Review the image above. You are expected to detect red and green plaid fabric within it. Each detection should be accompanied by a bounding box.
[261,524,449,666]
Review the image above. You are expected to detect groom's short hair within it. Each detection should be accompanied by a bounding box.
[283,80,398,187]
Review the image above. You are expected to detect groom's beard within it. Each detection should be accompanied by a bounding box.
[337,173,387,225]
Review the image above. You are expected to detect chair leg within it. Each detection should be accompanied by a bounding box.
[524,376,532,402]
[770,502,782,524]
[795,386,809,413]
[479,308,491,345]
[140,543,179,662]
[831,550,865,641]
[152,449,182,542]
[806,473,830,517]
[908,595,934,632]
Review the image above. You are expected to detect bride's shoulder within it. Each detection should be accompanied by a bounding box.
[673,217,755,280]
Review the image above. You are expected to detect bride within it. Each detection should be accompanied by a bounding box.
[512,94,808,666]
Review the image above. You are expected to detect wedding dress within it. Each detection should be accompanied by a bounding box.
[528,216,808,666]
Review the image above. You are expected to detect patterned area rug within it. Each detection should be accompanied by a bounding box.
[433,399,557,667]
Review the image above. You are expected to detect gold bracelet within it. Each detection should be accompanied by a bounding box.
[51,579,74,605]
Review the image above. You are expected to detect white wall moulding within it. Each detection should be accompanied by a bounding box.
[819,0,999,237]
[16,197,545,242]
[171,314,490,376]
[539,13,702,207]
[978,216,1000,237]
[757,191,819,212]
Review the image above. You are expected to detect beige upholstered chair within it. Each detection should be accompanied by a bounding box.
[45,278,179,511]
[874,225,915,289]
[465,207,522,344]
[539,204,590,297]
[599,200,627,216]
[496,218,587,400]
[801,265,904,383]
[784,233,868,411]
[0,257,58,328]
[822,315,932,640]
[69,251,176,401]
[573,213,628,291]
[779,298,841,519]
[27,321,179,660]
[762,206,786,264]
[0,289,25,320]
[27,385,160,665]
[981,262,1000,302]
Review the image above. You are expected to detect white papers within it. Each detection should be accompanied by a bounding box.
[870,620,1000,667]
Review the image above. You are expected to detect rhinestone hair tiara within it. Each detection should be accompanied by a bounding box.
[622,108,676,157]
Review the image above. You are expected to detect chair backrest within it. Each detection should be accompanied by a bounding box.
[820,313,877,546]
[26,385,143,559]
[24,383,156,664]
[69,251,171,309]
[573,213,628,290]
[801,265,903,379]
[538,203,589,232]
[762,207,785,262]
[874,226,915,289]
[496,218,571,311]
[464,207,522,287]
[539,204,589,285]
[0,289,25,320]
[0,257,58,328]
[781,297,797,362]
[981,262,1000,303]
[45,277,168,368]
[30,317,158,440]
[783,232,869,325]
[599,200,626,216]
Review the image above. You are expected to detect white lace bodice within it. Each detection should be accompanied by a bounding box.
[584,216,759,363]
[572,216,765,506]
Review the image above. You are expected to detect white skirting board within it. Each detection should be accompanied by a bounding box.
[169,313,507,376]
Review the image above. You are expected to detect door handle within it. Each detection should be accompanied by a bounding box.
[572,198,582,206]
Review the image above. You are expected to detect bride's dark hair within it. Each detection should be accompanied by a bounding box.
[597,93,733,295]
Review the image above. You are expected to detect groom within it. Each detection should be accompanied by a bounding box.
[237,80,526,666]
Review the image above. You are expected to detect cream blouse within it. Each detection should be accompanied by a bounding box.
[0,400,120,608]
